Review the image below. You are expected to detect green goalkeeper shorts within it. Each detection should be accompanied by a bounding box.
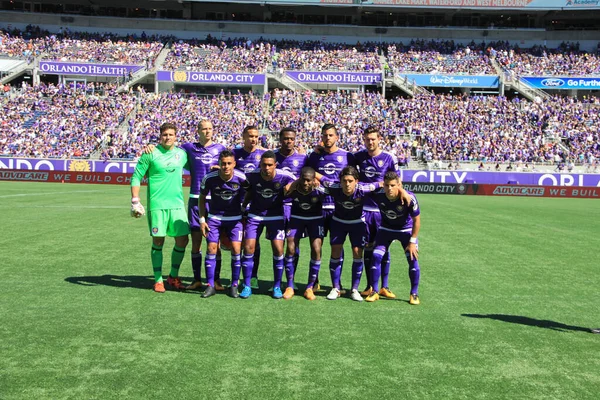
[147,208,190,237]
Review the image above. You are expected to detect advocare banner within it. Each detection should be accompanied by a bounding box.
[39,61,143,76]
[156,70,265,85]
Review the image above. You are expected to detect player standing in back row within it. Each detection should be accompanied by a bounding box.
[130,122,190,293]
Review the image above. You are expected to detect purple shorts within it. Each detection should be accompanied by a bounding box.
[322,208,334,236]
[329,218,367,248]
[206,217,243,244]
[374,228,417,250]
[283,203,292,226]
[188,197,212,231]
[363,210,382,244]
[287,216,324,240]
[245,216,286,241]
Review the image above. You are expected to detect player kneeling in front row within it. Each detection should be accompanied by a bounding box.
[366,171,421,304]
[130,122,190,293]
[199,150,250,298]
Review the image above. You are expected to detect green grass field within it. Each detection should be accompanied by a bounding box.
[1,181,599,399]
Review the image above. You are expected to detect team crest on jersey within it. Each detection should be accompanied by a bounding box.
[255,155,261,161]
[397,205,404,211]
[337,156,343,162]
[312,197,318,203]
[231,183,239,190]
[275,182,281,189]
[152,227,159,234]
[293,160,299,167]
[355,197,362,203]
[377,160,384,167]
[175,153,181,160]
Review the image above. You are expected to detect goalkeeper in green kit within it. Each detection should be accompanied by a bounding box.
[130,122,190,293]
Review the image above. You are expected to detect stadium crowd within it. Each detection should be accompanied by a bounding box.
[2,83,599,166]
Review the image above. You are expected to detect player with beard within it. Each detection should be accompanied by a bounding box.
[234,126,266,290]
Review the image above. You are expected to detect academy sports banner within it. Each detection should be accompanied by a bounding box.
[520,77,600,90]
[2,158,600,187]
[286,71,381,85]
[156,70,266,85]
[39,61,143,76]
[400,74,500,88]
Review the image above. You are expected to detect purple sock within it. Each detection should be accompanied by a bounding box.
[285,256,295,288]
[252,245,261,278]
[242,253,254,287]
[205,253,216,286]
[370,248,385,293]
[292,247,300,280]
[191,252,202,281]
[273,255,284,289]
[363,248,373,288]
[381,252,391,289]
[351,258,364,291]
[408,259,420,295]
[215,254,222,281]
[307,259,321,289]
[231,254,241,287]
[329,258,341,289]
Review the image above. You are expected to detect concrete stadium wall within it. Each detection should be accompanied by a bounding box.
[1,11,599,50]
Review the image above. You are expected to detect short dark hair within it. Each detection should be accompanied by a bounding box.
[300,166,316,179]
[340,166,359,181]
[261,150,276,162]
[160,122,177,134]
[219,149,235,161]
[243,125,259,135]
[363,126,380,136]
[279,127,296,138]
[321,123,337,134]
[384,171,400,183]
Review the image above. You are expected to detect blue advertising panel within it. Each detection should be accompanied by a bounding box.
[521,77,600,90]
[400,74,499,88]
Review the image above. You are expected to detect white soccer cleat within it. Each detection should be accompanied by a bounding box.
[350,289,364,302]
[326,288,340,300]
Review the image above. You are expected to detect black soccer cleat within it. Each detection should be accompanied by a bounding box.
[201,285,217,298]
[229,285,239,298]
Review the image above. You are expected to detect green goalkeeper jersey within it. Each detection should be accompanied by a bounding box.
[131,145,188,211]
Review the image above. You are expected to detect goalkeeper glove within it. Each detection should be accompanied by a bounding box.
[130,197,146,218]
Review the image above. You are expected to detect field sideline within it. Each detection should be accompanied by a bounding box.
[1,181,599,399]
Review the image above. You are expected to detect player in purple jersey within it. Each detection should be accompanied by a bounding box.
[275,127,308,291]
[241,151,296,299]
[234,125,266,290]
[199,150,250,298]
[307,124,354,290]
[354,126,400,299]
[365,171,421,305]
[284,166,326,300]
[181,120,227,291]
[320,166,380,302]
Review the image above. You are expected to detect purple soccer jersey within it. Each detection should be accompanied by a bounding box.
[200,170,249,218]
[181,142,227,196]
[371,189,420,232]
[233,147,266,174]
[322,180,380,224]
[307,149,354,209]
[286,186,327,240]
[353,150,398,212]
[275,149,307,177]
[245,169,296,218]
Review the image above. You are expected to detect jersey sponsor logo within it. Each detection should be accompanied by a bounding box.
[300,202,312,210]
[258,188,276,198]
[282,166,292,173]
[243,164,256,173]
[199,153,214,164]
[219,189,235,201]
[364,165,378,178]
[341,201,357,209]
[323,163,337,175]
[383,210,400,220]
